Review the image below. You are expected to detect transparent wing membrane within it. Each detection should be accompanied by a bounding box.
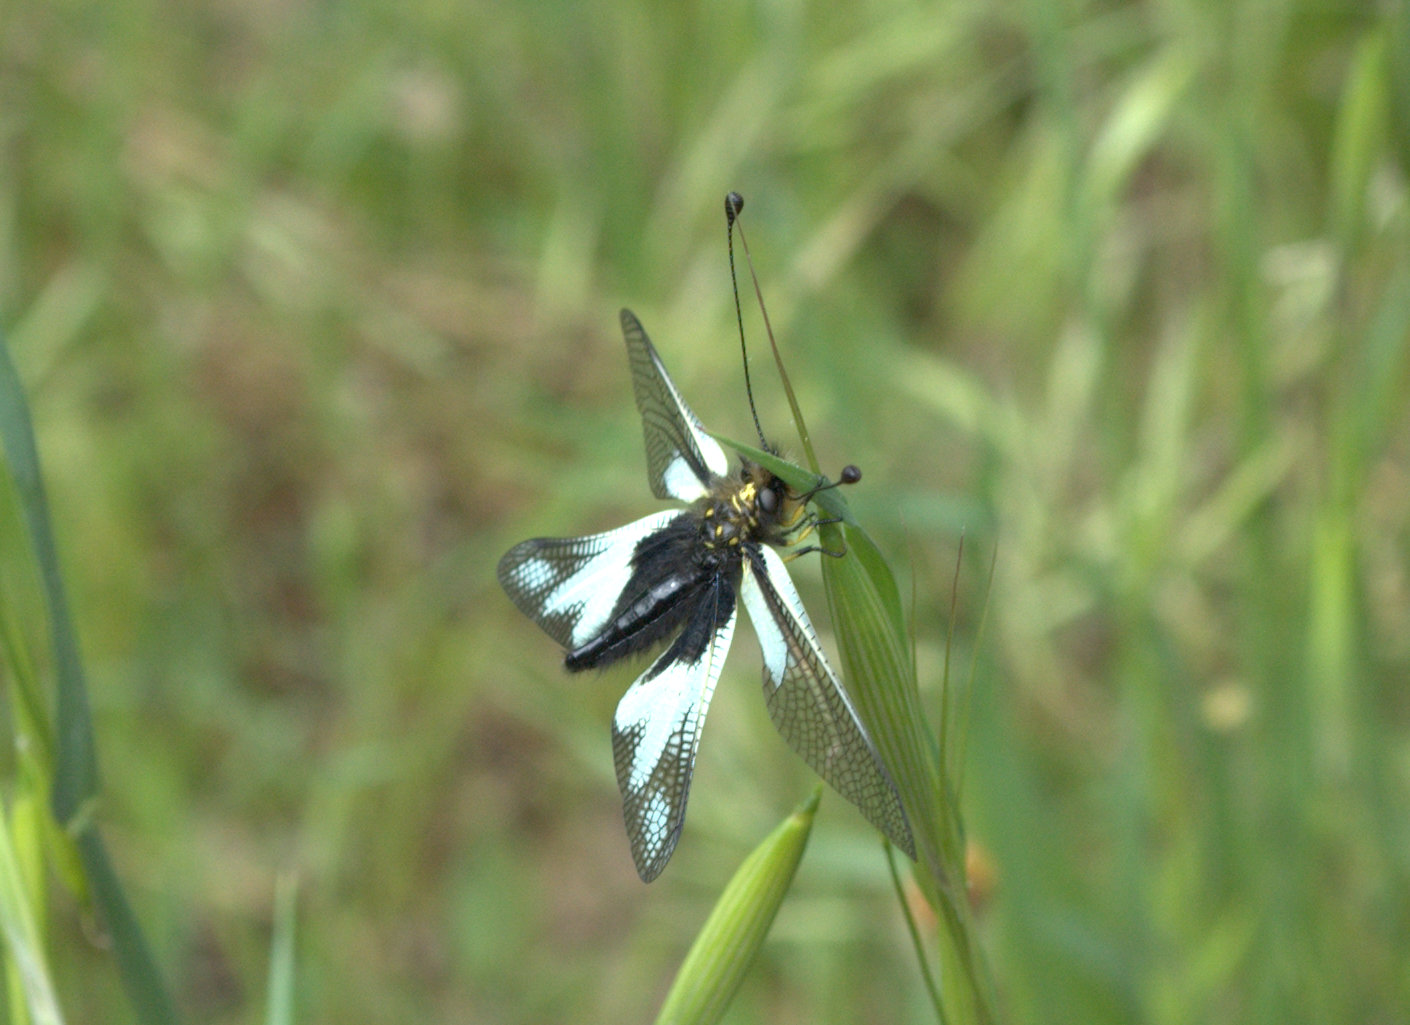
[612,601,737,881]
[621,309,728,502]
[499,311,907,881]
[740,546,915,858]
[496,511,681,651]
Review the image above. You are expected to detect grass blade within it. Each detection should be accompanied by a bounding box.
[0,329,180,1024]
[264,874,299,1025]
[822,520,998,1025]
[0,795,63,1025]
[653,788,819,1025]
[0,335,96,823]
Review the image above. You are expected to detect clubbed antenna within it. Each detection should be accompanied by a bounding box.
[725,191,768,450]
[723,191,822,474]
[798,464,862,504]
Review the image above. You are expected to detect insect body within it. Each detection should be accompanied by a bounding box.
[498,310,914,881]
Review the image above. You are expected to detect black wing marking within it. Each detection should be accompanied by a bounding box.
[612,592,738,881]
[739,545,916,858]
[621,309,729,502]
[497,511,681,652]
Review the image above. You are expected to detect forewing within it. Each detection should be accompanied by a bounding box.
[740,546,916,858]
[611,601,737,881]
[497,510,681,651]
[621,309,729,502]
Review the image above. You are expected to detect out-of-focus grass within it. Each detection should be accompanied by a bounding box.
[2,0,1407,1022]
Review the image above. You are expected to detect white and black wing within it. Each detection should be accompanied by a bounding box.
[740,546,916,858]
[497,510,681,651]
[612,597,737,881]
[621,309,729,502]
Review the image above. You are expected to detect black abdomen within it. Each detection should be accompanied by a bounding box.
[565,514,739,671]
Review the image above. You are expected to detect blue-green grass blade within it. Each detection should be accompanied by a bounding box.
[0,334,96,823]
[0,330,180,1024]
[75,831,179,1025]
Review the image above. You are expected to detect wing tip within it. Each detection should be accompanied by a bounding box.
[630,827,681,883]
[889,810,918,861]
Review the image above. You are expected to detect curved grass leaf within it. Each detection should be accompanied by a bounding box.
[718,429,999,1023]
[0,335,96,824]
[821,520,999,1025]
[74,832,179,1024]
[0,329,179,1024]
[820,521,940,867]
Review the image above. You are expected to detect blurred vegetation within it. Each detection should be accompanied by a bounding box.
[2,0,1408,1022]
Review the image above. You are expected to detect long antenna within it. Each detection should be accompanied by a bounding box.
[725,192,769,450]
[724,191,822,474]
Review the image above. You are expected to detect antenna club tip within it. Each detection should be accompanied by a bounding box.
[725,192,745,224]
[839,464,862,484]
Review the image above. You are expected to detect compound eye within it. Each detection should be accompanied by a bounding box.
[758,485,778,514]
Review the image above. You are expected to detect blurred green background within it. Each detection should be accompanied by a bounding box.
[4,0,1409,1022]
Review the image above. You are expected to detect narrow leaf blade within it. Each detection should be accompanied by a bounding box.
[653,788,819,1025]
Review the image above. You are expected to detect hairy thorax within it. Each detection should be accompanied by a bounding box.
[698,461,805,555]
